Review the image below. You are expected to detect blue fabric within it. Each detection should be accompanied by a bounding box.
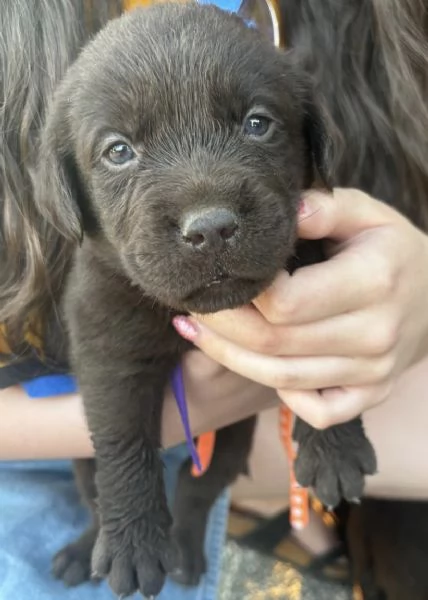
[199,0,243,12]
[198,0,266,31]
[0,446,229,600]
[22,375,78,398]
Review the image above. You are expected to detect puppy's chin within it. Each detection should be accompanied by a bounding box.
[171,276,271,314]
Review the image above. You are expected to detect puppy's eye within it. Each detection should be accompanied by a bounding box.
[243,115,272,138]
[105,142,135,165]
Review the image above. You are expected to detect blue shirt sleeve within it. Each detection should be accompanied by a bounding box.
[21,374,78,398]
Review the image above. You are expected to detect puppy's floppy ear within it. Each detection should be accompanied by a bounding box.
[280,50,336,189]
[302,92,335,191]
[34,90,85,243]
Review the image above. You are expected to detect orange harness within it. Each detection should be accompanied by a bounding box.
[279,406,310,529]
[191,430,216,477]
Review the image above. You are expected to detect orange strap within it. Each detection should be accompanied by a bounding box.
[124,0,189,8]
[191,408,311,524]
[191,431,216,477]
[280,405,310,529]
[123,0,154,9]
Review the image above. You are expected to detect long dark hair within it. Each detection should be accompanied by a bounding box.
[0,0,121,349]
[1,0,427,349]
[282,0,428,226]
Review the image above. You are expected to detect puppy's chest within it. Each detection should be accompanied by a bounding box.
[65,253,188,362]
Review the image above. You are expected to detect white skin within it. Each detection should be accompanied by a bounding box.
[1,188,428,503]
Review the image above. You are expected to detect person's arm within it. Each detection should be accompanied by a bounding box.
[0,351,277,460]
[0,386,93,460]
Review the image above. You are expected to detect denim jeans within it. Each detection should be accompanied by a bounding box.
[0,445,229,600]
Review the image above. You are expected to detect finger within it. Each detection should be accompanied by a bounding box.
[173,317,394,390]
[195,308,396,357]
[298,188,403,242]
[279,383,391,429]
[253,247,391,325]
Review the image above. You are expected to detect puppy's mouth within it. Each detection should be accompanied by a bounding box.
[181,275,269,313]
[202,274,233,289]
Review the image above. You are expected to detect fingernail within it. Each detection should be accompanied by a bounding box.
[298,199,307,215]
[172,316,199,341]
[298,198,315,222]
[298,197,317,221]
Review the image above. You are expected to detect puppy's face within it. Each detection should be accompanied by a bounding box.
[37,4,330,313]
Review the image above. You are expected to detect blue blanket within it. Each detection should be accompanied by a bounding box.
[0,449,228,600]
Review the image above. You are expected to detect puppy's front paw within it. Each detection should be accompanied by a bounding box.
[294,419,377,508]
[92,518,177,598]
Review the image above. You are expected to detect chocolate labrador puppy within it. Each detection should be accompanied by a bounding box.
[34,4,376,597]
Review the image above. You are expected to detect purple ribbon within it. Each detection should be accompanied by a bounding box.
[170,364,202,472]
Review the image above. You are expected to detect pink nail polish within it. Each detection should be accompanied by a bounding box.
[298,199,307,215]
[172,316,198,341]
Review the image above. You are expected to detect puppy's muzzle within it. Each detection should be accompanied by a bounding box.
[180,207,239,251]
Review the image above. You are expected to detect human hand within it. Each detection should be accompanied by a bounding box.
[173,188,428,429]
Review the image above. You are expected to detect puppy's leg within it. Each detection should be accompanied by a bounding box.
[170,416,257,587]
[289,245,378,507]
[65,265,185,598]
[52,459,99,587]
[81,370,176,599]
[293,417,377,508]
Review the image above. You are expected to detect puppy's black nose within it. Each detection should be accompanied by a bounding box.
[181,208,238,249]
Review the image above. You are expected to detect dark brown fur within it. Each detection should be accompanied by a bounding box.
[348,499,428,599]
[31,4,377,596]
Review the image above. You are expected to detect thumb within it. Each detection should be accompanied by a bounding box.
[298,188,401,242]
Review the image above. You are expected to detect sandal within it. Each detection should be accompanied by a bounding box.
[227,499,351,585]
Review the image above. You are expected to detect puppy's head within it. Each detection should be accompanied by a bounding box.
[36,3,332,313]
